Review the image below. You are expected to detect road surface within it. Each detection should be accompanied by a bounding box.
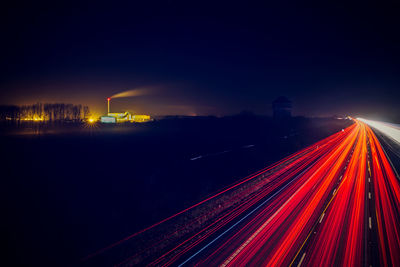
[83,119,400,267]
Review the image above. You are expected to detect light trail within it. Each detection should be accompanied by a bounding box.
[358,118,400,144]
[367,125,400,266]
[83,128,350,262]
[82,119,400,267]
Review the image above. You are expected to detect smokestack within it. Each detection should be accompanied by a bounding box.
[107,98,110,114]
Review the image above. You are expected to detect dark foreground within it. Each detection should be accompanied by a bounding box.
[1,116,351,266]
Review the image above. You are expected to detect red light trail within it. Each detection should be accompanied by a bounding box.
[83,120,400,267]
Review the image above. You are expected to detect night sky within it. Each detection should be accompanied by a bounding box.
[1,1,400,118]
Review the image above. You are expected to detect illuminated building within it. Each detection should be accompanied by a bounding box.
[131,114,151,122]
[100,116,117,123]
[100,98,151,123]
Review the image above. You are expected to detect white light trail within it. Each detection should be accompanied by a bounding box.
[358,118,400,144]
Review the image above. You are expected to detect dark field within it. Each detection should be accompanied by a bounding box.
[1,116,351,266]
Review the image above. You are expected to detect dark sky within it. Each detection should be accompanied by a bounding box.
[1,1,400,118]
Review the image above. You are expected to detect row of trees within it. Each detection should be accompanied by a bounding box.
[0,103,91,122]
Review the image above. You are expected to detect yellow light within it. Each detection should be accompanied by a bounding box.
[88,118,95,123]
[23,116,44,121]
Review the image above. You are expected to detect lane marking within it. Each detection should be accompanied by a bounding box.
[369,217,372,229]
[319,213,325,223]
[297,253,306,267]
[368,192,371,199]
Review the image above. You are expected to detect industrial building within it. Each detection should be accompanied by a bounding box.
[100,98,151,123]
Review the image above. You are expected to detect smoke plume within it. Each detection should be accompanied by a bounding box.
[110,88,150,99]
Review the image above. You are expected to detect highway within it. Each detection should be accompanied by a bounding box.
[83,119,400,267]
[360,119,400,178]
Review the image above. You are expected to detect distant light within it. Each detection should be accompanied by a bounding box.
[107,97,111,101]
[23,116,44,121]
[87,117,98,124]
[358,118,400,144]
